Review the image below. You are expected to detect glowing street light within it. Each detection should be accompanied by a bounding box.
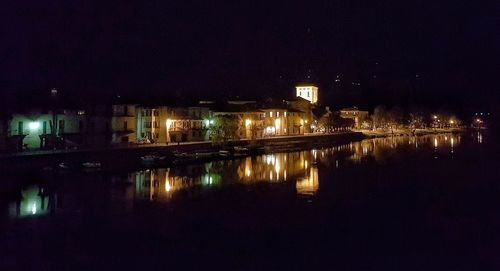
[28,121,40,130]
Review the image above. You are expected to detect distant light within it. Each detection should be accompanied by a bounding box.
[28,121,40,130]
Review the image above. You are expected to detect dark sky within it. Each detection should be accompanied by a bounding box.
[1,0,499,112]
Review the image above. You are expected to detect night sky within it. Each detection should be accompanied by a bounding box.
[1,0,499,112]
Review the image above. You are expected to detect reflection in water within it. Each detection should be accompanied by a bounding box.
[8,185,59,218]
[7,133,471,218]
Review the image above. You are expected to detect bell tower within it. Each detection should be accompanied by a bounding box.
[295,84,318,104]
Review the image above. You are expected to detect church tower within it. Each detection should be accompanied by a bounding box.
[295,84,318,104]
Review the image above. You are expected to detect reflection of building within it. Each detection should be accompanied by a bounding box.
[9,185,53,218]
[339,107,369,128]
[296,167,319,196]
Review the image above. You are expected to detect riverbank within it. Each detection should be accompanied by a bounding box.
[357,128,465,137]
[0,132,365,172]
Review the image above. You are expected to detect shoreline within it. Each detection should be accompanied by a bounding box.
[357,128,465,137]
[0,132,364,172]
[0,129,468,173]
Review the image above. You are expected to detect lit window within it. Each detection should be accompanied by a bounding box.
[270,112,273,118]
[277,112,280,117]
[284,112,287,117]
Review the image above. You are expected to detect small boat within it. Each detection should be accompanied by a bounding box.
[141,155,166,163]
[82,162,101,168]
[58,162,73,169]
[234,146,249,153]
[219,150,231,157]
[195,152,218,157]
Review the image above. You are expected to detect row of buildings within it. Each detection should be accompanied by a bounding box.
[0,84,368,151]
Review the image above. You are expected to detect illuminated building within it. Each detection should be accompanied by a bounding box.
[111,104,137,143]
[295,84,319,104]
[8,109,86,150]
[339,107,369,129]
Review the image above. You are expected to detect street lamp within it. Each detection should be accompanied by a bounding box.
[29,121,40,131]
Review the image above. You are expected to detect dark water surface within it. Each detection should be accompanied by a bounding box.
[1,132,499,270]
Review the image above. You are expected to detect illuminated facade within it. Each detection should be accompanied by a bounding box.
[295,84,318,104]
[8,110,85,150]
[339,107,369,128]
[111,104,137,143]
[136,106,211,143]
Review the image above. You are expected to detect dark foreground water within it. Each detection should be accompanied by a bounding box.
[1,132,499,270]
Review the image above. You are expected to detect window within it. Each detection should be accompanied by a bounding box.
[124,106,128,116]
[153,110,159,116]
[299,91,302,96]
[123,121,128,131]
[277,112,280,117]
[307,92,310,97]
[79,121,84,132]
[18,121,23,135]
[284,112,287,117]
[145,122,152,128]
[270,111,273,118]
[43,121,47,134]
[58,120,65,133]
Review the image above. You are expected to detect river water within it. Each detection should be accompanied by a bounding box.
[1,131,498,270]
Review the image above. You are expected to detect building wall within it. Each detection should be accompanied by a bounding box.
[136,106,169,143]
[288,99,313,133]
[340,109,369,128]
[295,85,318,104]
[261,109,288,136]
[111,104,137,144]
[9,111,85,150]
[286,111,307,135]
